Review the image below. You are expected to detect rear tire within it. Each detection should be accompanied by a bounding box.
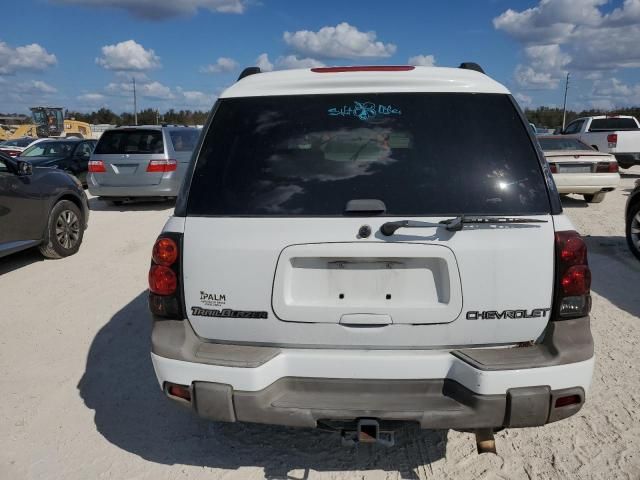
[584,192,606,203]
[39,200,85,259]
[627,202,640,261]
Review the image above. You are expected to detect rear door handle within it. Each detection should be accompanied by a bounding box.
[340,314,392,326]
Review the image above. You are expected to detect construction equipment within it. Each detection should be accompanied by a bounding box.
[1,107,93,141]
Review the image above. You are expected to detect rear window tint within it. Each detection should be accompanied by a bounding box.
[94,129,164,154]
[538,137,592,151]
[589,118,639,131]
[187,93,550,216]
[169,129,200,152]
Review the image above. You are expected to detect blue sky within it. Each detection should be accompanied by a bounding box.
[1,0,639,114]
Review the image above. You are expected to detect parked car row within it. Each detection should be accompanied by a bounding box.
[0,124,201,260]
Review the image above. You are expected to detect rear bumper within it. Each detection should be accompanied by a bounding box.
[86,172,182,198]
[553,173,620,194]
[151,317,594,429]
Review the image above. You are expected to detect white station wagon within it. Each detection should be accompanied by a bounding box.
[147,64,594,451]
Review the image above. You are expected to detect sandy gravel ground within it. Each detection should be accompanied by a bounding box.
[1,169,639,480]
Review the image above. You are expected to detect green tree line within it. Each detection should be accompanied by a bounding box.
[63,107,210,126]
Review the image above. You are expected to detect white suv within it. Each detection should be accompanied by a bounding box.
[148,64,594,447]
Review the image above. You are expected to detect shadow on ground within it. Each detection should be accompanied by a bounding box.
[78,292,448,479]
[0,248,44,275]
[559,195,589,208]
[585,235,640,318]
[88,197,175,212]
[620,171,640,179]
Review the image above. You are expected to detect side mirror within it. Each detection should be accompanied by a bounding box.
[16,160,33,176]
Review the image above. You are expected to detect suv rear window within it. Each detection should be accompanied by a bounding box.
[187,93,550,216]
[589,118,639,131]
[94,129,164,154]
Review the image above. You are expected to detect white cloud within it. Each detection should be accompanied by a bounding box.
[96,40,161,71]
[0,41,57,75]
[514,92,533,107]
[256,53,273,72]
[524,44,571,71]
[176,87,217,108]
[591,78,633,98]
[54,0,248,20]
[275,55,325,69]
[77,93,106,103]
[283,22,396,59]
[106,79,174,99]
[15,80,57,94]
[493,0,605,44]
[587,98,616,111]
[515,65,560,89]
[408,54,436,67]
[495,0,640,74]
[201,56,239,74]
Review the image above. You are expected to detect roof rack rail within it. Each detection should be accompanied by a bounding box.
[459,62,485,74]
[238,67,261,81]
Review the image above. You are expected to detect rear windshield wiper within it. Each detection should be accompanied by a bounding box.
[380,216,547,236]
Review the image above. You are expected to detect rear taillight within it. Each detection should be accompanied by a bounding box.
[148,232,184,319]
[146,159,177,173]
[88,160,106,173]
[549,163,558,173]
[152,237,178,266]
[553,231,591,319]
[5,150,20,157]
[607,133,617,148]
[149,265,177,295]
[595,161,619,173]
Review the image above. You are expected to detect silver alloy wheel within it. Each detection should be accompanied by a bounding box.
[55,210,80,250]
[632,211,640,253]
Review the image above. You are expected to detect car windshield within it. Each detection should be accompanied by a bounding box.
[538,138,593,151]
[21,141,76,157]
[188,93,550,217]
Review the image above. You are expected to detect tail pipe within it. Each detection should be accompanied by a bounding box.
[475,428,497,454]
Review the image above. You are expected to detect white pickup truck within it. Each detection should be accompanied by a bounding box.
[562,115,640,169]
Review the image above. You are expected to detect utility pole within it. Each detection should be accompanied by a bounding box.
[561,72,570,131]
[133,77,138,126]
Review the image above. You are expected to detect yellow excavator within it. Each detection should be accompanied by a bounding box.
[0,107,93,141]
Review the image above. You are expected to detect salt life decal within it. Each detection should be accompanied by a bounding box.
[328,101,401,121]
